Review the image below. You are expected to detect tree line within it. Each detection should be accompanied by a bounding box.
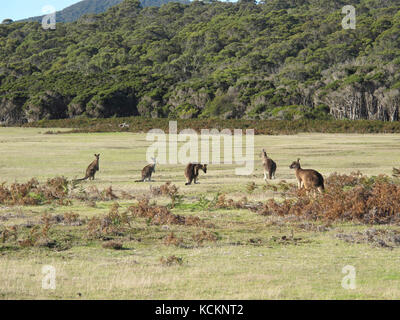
[0,0,399,124]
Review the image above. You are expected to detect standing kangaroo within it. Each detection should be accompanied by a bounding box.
[289,158,324,194]
[75,154,100,181]
[135,157,156,182]
[185,163,207,185]
[261,149,277,181]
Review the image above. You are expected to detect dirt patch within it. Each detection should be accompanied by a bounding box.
[335,228,400,249]
[297,222,332,232]
[269,234,311,246]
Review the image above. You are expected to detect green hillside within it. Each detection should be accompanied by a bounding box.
[0,0,399,124]
[21,0,190,23]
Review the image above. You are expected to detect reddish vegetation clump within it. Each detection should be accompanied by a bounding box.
[192,230,218,245]
[0,177,70,206]
[128,199,206,227]
[160,255,183,266]
[163,232,184,247]
[255,172,400,224]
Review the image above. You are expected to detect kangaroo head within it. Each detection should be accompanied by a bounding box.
[289,158,301,169]
[261,149,268,158]
[200,164,207,173]
[94,154,100,160]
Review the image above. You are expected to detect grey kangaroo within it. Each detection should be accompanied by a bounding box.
[185,163,207,185]
[261,149,277,180]
[289,158,324,194]
[135,157,157,182]
[75,154,100,181]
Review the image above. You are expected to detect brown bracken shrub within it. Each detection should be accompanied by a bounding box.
[263,180,296,193]
[214,194,249,209]
[62,212,83,226]
[87,203,132,239]
[246,182,257,194]
[18,214,54,248]
[192,231,218,246]
[255,173,400,224]
[128,199,206,227]
[102,241,123,250]
[73,185,119,201]
[160,255,183,266]
[150,182,183,208]
[0,177,70,206]
[1,226,18,243]
[164,232,184,246]
[102,186,118,200]
[43,177,71,205]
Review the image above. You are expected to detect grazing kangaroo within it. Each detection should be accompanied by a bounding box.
[393,167,400,178]
[261,149,277,180]
[185,163,207,185]
[135,157,156,182]
[75,154,100,181]
[289,158,324,194]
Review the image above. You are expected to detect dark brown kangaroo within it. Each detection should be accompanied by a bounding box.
[261,149,277,180]
[135,157,156,182]
[75,154,100,181]
[185,163,207,185]
[289,158,324,194]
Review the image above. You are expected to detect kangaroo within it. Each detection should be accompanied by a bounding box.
[135,157,156,182]
[75,154,100,181]
[393,167,400,178]
[261,149,277,181]
[185,163,207,185]
[289,158,324,194]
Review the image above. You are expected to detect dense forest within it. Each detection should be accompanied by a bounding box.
[0,0,400,124]
[21,0,190,23]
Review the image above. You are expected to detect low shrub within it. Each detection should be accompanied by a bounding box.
[102,241,124,250]
[164,232,184,247]
[192,231,218,246]
[0,177,70,206]
[255,173,400,224]
[128,199,206,227]
[160,255,183,266]
[87,203,131,239]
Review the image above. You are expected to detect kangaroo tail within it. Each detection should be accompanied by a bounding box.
[73,176,88,182]
[134,179,144,182]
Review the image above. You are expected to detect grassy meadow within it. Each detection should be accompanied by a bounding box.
[1,127,400,299]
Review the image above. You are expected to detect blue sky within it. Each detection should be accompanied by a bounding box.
[1,0,82,22]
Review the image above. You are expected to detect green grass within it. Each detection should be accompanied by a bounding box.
[1,127,400,299]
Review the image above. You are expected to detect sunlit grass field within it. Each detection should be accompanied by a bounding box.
[1,127,400,299]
